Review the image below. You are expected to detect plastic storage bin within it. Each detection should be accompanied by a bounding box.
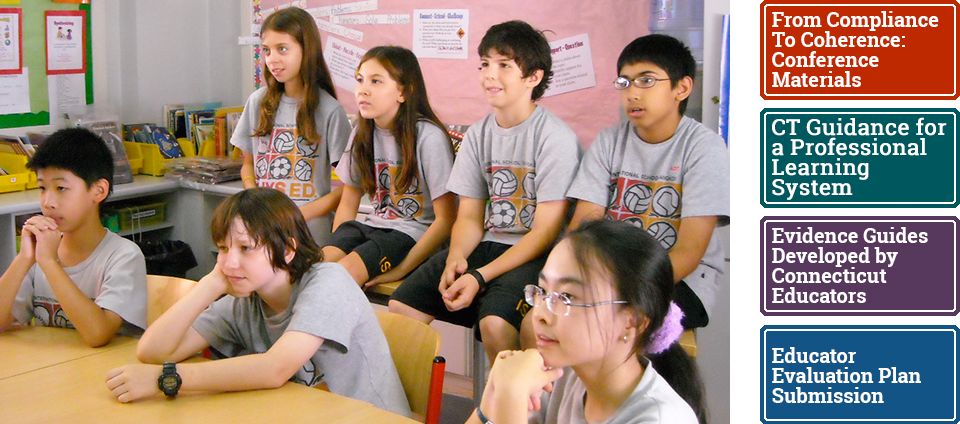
[123,141,144,175]
[0,152,32,193]
[115,202,167,232]
[135,138,195,176]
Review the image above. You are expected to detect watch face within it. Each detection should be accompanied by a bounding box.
[161,376,178,390]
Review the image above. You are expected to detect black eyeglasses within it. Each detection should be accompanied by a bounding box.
[613,76,670,90]
[524,284,628,316]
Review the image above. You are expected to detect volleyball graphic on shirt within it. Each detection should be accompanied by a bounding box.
[491,168,519,197]
[521,172,537,200]
[651,185,681,218]
[53,308,72,328]
[488,199,518,228]
[623,216,645,229]
[402,175,420,195]
[256,136,270,155]
[32,303,52,326]
[396,197,422,218]
[646,221,678,250]
[294,158,314,182]
[378,165,393,191]
[607,180,620,209]
[297,134,318,158]
[270,156,293,179]
[273,130,297,153]
[255,157,269,179]
[622,183,653,214]
[519,204,537,230]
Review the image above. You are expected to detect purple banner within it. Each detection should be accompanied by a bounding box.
[761,217,959,315]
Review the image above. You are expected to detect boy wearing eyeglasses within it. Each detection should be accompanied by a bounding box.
[565,34,730,329]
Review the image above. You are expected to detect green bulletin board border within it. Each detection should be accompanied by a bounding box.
[0,1,92,129]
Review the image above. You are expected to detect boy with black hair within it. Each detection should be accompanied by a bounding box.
[0,128,147,346]
[567,34,730,328]
[390,20,582,362]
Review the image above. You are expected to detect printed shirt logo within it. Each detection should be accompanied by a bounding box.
[254,127,320,203]
[32,298,73,328]
[607,176,682,250]
[372,162,424,220]
[486,166,537,233]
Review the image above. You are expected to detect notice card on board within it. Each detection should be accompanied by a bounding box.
[413,9,468,59]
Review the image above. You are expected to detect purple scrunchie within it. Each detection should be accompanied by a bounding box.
[647,302,684,355]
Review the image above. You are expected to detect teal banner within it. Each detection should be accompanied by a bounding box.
[761,109,958,207]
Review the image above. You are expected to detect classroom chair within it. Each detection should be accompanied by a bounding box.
[146,274,198,326]
[375,309,446,424]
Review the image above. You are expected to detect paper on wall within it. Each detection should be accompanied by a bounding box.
[542,34,597,98]
[0,66,28,115]
[331,14,409,25]
[413,10,468,60]
[323,36,366,92]
[315,17,363,42]
[47,72,85,122]
[306,0,377,18]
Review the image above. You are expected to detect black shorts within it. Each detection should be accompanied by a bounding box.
[325,221,417,279]
[391,241,547,340]
[674,280,709,329]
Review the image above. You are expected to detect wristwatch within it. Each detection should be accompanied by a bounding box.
[157,362,182,397]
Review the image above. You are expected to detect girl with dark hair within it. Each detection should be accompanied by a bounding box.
[469,219,706,424]
[324,46,456,288]
[105,188,410,417]
[232,7,351,246]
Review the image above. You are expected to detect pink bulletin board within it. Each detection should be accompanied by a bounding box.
[255,0,651,146]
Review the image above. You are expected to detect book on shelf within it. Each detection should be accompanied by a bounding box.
[183,102,221,144]
[147,125,184,159]
[0,134,31,157]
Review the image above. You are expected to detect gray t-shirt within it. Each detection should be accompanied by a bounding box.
[535,362,698,424]
[335,121,454,241]
[192,263,410,417]
[566,117,730,317]
[447,106,582,245]
[230,87,352,246]
[12,230,147,336]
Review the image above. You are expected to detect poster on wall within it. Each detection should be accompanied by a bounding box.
[542,34,596,98]
[0,67,29,114]
[0,9,21,75]
[413,9,468,59]
[45,10,86,75]
[323,36,366,92]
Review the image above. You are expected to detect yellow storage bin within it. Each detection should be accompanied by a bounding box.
[136,138,195,176]
[123,141,144,175]
[115,202,166,231]
[0,152,31,193]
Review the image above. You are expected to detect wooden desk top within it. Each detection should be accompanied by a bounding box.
[0,326,137,380]
[0,338,417,423]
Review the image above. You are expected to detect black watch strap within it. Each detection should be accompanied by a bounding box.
[465,269,486,293]
[158,362,181,397]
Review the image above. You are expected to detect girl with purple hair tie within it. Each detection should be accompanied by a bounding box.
[468,219,707,424]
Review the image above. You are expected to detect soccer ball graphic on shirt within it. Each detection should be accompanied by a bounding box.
[274,130,296,153]
[396,197,421,218]
[651,186,681,217]
[646,221,678,249]
[622,183,653,214]
[297,135,318,157]
[294,159,313,182]
[519,204,536,229]
[488,199,518,228]
[255,157,269,178]
[491,169,519,197]
[270,156,293,179]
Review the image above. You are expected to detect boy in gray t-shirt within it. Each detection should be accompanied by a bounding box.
[0,128,147,346]
[390,21,582,363]
[567,34,730,328]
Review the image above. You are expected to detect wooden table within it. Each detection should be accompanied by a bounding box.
[0,326,137,380]
[0,327,418,423]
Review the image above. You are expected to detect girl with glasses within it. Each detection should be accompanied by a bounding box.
[469,219,705,424]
